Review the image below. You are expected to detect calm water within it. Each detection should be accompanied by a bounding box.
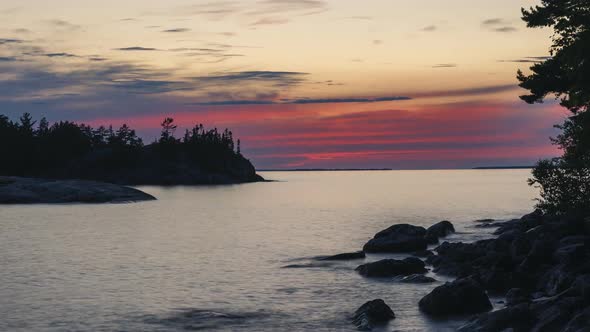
[1,170,538,331]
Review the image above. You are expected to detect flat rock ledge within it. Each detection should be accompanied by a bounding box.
[0,176,156,204]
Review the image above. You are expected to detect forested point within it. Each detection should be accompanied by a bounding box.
[0,113,263,185]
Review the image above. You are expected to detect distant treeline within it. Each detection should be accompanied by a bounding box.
[0,113,261,185]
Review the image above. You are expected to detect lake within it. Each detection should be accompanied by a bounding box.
[0,170,538,331]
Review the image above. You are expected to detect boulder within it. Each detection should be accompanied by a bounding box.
[400,274,436,283]
[363,224,427,253]
[425,220,455,244]
[419,278,492,316]
[352,299,395,331]
[356,258,426,278]
[318,251,366,261]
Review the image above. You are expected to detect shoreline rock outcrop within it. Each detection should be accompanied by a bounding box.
[0,176,156,204]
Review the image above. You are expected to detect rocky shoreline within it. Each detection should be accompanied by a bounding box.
[323,211,590,330]
[0,176,156,204]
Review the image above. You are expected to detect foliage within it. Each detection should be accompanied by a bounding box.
[0,113,247,183]
[519,0,590,215]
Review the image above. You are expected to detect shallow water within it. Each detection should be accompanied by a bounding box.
[0,170,538,331]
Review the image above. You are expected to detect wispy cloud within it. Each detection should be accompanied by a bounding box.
[195,71,308,87]
[0,56,19,62]
[481,18,517,33]
[189,96,411,106]
[46,19,81,30]
[422,25,437,32]
[498,56,551,63]
[12,28,31,34]
[494,26,517,33]
[162,28,191,33]
[250,17,290,26]
[482,18,504,26]
[114,46,159,51]
[0,38,23,45]
[432,63,457,68]
[44,52,79,58]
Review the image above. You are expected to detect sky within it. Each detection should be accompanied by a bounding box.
[0,0,567,169]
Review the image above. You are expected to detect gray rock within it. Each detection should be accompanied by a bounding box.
[419,277,492,316]
[352,299,395,331]
[400,274,436,283]
[356,257,426,278]
[425,220,455,244]
[363,224,428,253]
[0,176,155,204]
[458,303,533,332]
[318,251,366,261]
[506,288,529,306]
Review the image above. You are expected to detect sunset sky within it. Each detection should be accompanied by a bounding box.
[0,0,566,169]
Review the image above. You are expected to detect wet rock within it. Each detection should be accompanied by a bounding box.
[363,224,428,253]
[352,299,395,331]
[356,257,426,278]
[553,243,586,264]
[475,219,496,223]
[529,295,584,332]
[458,303,534,332]
[563,307,590,332]
[425,220,455,244]
[400,274,436,283]
[411,249,434,258]
[281,262,334,269]
[506,288,529,306]
[318,251,366,261]
[419,278,492,316]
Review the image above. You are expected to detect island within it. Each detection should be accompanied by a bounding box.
[0,114,264,187]
[0,176,155,204]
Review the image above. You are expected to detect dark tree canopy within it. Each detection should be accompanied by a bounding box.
[519,0,590,215]
[518,0,590,113]
[0,113,261,185]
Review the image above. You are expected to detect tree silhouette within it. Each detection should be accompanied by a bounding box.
[519,0,590,215]
[0,114,254,184]
[160,117,178,144]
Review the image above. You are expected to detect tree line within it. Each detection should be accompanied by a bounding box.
[0,113,247,182]
[519,0,590,216]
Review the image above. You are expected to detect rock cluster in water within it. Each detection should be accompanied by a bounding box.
[362,221,455,253]
[311,211,590,330]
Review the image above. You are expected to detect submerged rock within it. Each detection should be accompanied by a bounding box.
[425,220,456,244]
[419,277,492,316]
[356,257,426,278]
[0,176,155,204]
[363,224,428,253]
[318,251,366,261]
[400,274,436,283]
[352,299,395,331]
